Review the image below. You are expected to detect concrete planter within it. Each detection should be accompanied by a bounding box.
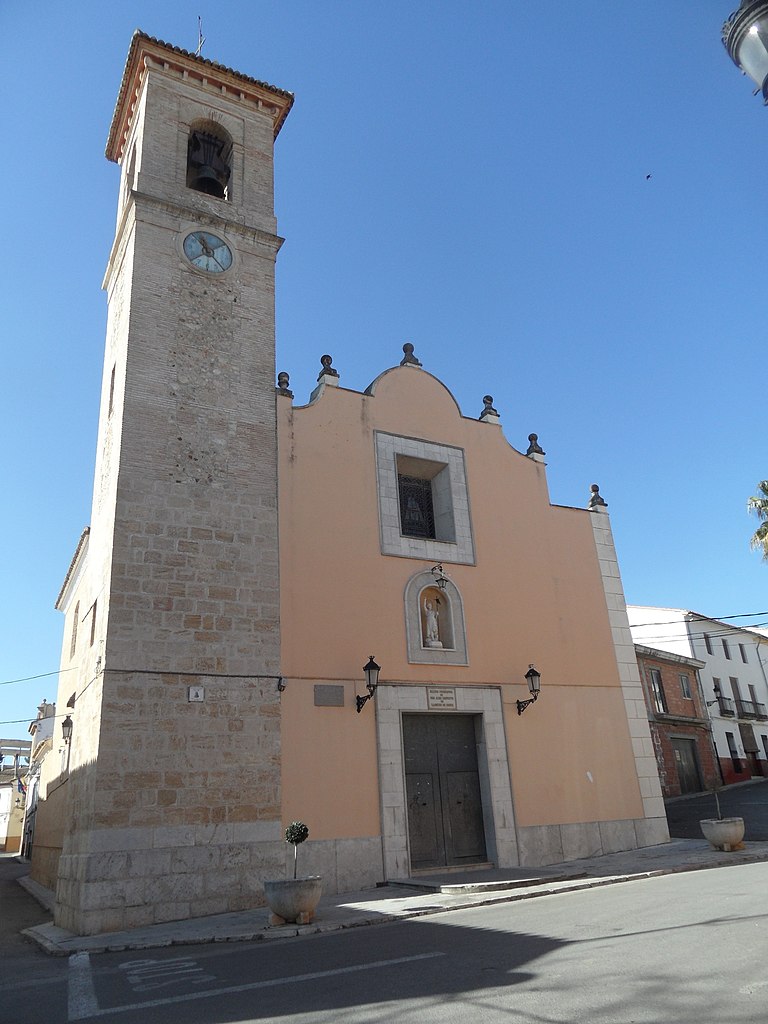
[263,877,323,925]
[699,817,745,852]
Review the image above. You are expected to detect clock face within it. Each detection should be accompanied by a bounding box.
[183,230,233,273]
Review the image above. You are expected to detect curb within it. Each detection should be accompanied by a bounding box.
[20,848,768,956]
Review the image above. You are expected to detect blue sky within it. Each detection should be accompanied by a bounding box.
[1,1,766,733]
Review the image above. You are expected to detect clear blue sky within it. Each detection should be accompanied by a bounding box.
[1,1,765,733]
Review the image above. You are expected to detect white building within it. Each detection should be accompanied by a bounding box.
[627,606,768,785]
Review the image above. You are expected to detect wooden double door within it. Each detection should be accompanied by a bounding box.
[671,737,702,795]
[403,713,487,870]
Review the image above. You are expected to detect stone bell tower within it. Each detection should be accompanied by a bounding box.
[54,33,293,934]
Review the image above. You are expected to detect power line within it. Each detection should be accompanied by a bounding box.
[632,622,768,646]
[0,668,75,688]
[0,710,73,728]
[627,610,768,628]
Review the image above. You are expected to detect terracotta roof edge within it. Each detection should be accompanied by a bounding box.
[106,30,294,162]
[55,527,90,611]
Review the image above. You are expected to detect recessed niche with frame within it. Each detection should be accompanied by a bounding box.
[375,432,474,564]
[404,570,468,665]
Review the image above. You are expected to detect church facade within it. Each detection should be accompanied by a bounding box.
[33,32,667,936]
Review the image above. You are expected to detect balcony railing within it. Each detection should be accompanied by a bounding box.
[756,703,768,721]
[736,699,758,719]
[718,697,735,717]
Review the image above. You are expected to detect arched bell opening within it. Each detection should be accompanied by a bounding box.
[186,121,232,200]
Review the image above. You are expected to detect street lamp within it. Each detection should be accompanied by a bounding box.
[356,656,381,714]
[706,681,722,707]
[517,664,542,716]
[723,2,768,102]
[61,716,73,745]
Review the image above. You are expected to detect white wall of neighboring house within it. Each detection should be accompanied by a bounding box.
[628,606,768,782]
[626,607,694,659]
[0,786,12,847]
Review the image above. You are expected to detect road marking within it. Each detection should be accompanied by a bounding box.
[68,950,443,1019]
[68,952,99,1021]
[118,957,215,992]
[740,980,768,995]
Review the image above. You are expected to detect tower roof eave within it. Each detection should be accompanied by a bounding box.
[106,30,294,163]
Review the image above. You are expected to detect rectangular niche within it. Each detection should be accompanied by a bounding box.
[375,432,475,564]
[395,455,455,542]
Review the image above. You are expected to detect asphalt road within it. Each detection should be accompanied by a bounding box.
[3,858,768,1023]
[665,778,768,840]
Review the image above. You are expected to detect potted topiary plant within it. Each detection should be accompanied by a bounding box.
[699,785,745,852]
[263,821,323,925]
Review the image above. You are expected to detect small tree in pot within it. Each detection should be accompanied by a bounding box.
[285,820,309,879]
[263,821,323,926]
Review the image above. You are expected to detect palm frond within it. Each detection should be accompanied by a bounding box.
[748,481,768,521]
[750,519,768,560]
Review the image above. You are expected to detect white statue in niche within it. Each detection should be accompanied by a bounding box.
[423,597,443,649]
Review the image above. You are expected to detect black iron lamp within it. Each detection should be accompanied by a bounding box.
[706,681,722,707]
[356,656,381,713]
[430,564,448,590]
[517,664,541,716]
[723,2,768,101]
[61,715,74,745]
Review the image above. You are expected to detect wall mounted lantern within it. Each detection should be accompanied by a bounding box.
[723,1,768,101]
[61,715,74,745]
[356,656,381,713]
[517,664,541,716]
[430,564,448,590]
[706,681,722,707]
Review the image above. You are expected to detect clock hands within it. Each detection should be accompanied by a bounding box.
[197,233,214,258]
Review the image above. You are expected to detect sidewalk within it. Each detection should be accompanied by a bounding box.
[20,838,768,956]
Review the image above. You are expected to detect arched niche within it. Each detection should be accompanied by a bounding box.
[186,119,233,200]
[404,570,468,666]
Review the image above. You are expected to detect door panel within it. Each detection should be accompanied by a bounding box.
[405,772,442,867]
[403,713,487,869]
[671,738,702,795]
[444,771,486,860]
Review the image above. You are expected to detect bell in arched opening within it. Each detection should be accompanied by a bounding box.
[187,128,232,199]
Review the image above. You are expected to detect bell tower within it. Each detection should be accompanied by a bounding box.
[54,33,293,935]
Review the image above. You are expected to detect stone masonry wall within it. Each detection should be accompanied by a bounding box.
[53,64,286,934]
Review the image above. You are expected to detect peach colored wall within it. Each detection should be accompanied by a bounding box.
[278,367,643,833]
[279,682,380,840]
[503,687,643,826]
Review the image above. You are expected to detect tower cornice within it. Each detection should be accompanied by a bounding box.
[106,30,294,163]
[102,190,285,292]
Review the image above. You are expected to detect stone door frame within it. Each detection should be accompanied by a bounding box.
[375,684,519,879]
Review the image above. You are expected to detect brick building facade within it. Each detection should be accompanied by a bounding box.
[635,645,719,797]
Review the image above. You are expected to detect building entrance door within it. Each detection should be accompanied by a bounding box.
[403,713,487,870]
[671,737,702,794]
